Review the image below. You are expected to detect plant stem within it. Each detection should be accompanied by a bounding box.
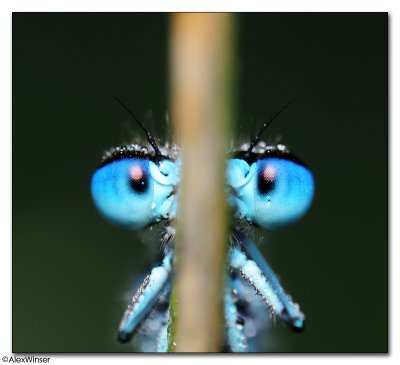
[169,13,236,352]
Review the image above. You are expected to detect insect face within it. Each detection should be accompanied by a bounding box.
[227,148,314,228]
[91,148,180,229]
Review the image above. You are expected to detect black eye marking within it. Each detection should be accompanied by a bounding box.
[129,165,149,193]
[257,164,276,195]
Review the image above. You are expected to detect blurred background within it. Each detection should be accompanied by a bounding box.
[13,13,388,352]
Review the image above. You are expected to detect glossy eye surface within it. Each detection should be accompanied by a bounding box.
[91,157,179,228]
[227,156,314,228]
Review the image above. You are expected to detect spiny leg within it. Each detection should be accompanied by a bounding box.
[224,274,249,352]
[239,232,305,331]
[135,283,171,352]
[229,233,304,332]
[118,248,173,343]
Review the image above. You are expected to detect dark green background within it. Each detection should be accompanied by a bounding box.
[13,13,388,352]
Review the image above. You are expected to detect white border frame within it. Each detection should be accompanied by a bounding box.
[1,2,396,364]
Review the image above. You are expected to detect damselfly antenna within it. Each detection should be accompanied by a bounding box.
[247,97,298,153]
[112,95,163,161]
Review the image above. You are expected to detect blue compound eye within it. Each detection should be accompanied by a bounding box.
[227,155,314,228]
[91,157,178,229]
[254,158,314,227]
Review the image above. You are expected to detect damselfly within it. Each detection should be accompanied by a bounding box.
[90,98,314,352]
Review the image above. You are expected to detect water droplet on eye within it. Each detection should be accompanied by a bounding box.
[236,323,244,330]
[232,289,239,302]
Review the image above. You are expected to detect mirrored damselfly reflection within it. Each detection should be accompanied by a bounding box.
[90,98,315,352]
